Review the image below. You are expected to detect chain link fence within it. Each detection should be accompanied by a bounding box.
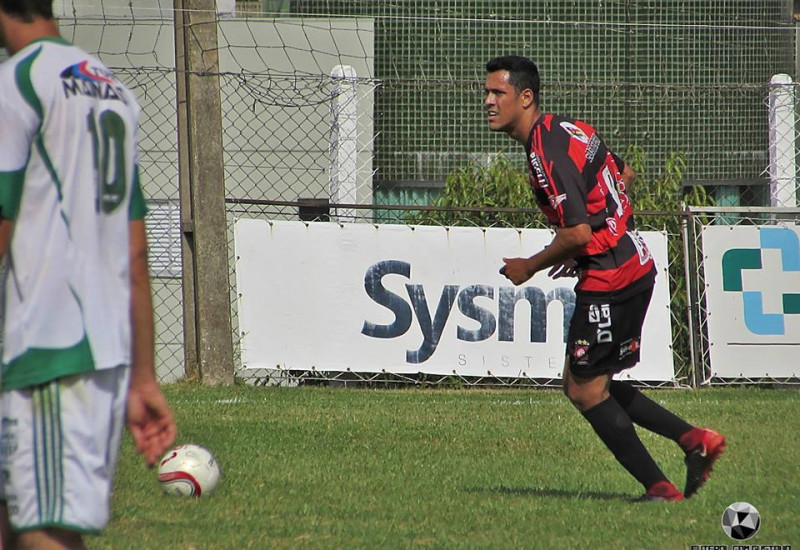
[686,207,800,386]
[39,1,800,386]
[51,11,187,383]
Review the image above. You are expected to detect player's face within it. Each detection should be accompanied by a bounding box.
[484,70,524,135]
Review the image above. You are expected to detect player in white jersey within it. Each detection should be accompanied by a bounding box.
[0,2,177,548]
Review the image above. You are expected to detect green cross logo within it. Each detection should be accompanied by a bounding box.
[721,227,800,335]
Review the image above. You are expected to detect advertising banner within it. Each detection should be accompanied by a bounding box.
[701,225,800,378]
[234,219,675,381]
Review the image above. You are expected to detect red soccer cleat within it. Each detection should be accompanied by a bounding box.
[631,481,684,502]
[680,428,727,498]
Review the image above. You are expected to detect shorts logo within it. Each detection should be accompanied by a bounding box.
[722,227,800,335]
[0,418,17,459]
[572,339,590,364]
[619,337,640,360]
[588,303,612,343]
[559,121,590,144]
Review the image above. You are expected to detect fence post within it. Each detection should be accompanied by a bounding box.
[768,73,797,208]
[174,0,234,385]
[681,204,700,388]
[329,65,358,222]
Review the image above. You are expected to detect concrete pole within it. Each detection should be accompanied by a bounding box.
[174,0,234,384]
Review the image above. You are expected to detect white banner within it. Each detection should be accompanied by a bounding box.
[234,220,675,381]
[702,225,800,378]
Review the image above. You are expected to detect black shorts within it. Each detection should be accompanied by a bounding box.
[566,285,654,377]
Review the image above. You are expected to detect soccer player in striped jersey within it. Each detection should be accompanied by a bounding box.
[486,55,725,502]
[0,1,176,547]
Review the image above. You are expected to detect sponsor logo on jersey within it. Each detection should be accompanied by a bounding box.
[585,133,601,161]
[605,217,619,236]
[60,60,114,84]
[60,60,128,104]
[548,193,567,210]
[560,121,590,144]
[528,152,548,187]
[628,230,653,265]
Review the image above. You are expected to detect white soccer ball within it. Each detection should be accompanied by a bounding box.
[157,444,220,497]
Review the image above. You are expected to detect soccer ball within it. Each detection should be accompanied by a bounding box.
[721,502,761,540]
[157,444,220,497]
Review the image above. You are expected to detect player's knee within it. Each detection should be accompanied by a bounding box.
[564,385,592,411]
[563,376,609,411]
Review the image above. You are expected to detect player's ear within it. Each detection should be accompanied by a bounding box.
[520,88,535,109]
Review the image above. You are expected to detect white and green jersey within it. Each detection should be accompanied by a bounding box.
[0,37,147,390]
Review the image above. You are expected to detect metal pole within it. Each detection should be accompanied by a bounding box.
[768,74,797,208]
[680,204,699,388]
[329,65,359,222]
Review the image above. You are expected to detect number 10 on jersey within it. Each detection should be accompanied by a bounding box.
[87,108,127,214]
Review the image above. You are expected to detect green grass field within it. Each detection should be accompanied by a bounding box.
[91,386,800,550]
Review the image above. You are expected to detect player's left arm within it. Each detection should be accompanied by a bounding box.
[610,151,635,191]
[126,214,176,467]
[0,219,12,260]
[621,164,635,190]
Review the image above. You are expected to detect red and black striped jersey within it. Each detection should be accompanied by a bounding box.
[525,114,655,294]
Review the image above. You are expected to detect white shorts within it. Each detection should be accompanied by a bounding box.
[0,365,130,533]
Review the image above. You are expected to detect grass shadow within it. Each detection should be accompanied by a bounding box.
[465,485,631,502]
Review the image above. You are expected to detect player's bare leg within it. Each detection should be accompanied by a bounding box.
[17,528,86,550]
[561,362,610,411]
[562,360,683,501]
[0,501,11,549]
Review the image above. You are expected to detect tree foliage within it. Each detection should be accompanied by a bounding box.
[405,156,541,228]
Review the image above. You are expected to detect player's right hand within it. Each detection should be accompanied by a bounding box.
[500,257,535,285]
[127,380,177,468]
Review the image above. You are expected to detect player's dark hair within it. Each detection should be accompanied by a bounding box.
[0,0,53,21]
[486,55,541,106]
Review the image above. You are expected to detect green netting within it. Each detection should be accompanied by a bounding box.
[289,0,793,190]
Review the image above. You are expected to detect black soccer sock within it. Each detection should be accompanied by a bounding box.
[609,380,693,443]
[581,396,669,490]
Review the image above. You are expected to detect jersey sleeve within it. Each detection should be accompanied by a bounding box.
[610,151,625,173]
[0,92,38,220]
[543,140,589,228]
[127,104,148,220]
[128,163,148,220]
